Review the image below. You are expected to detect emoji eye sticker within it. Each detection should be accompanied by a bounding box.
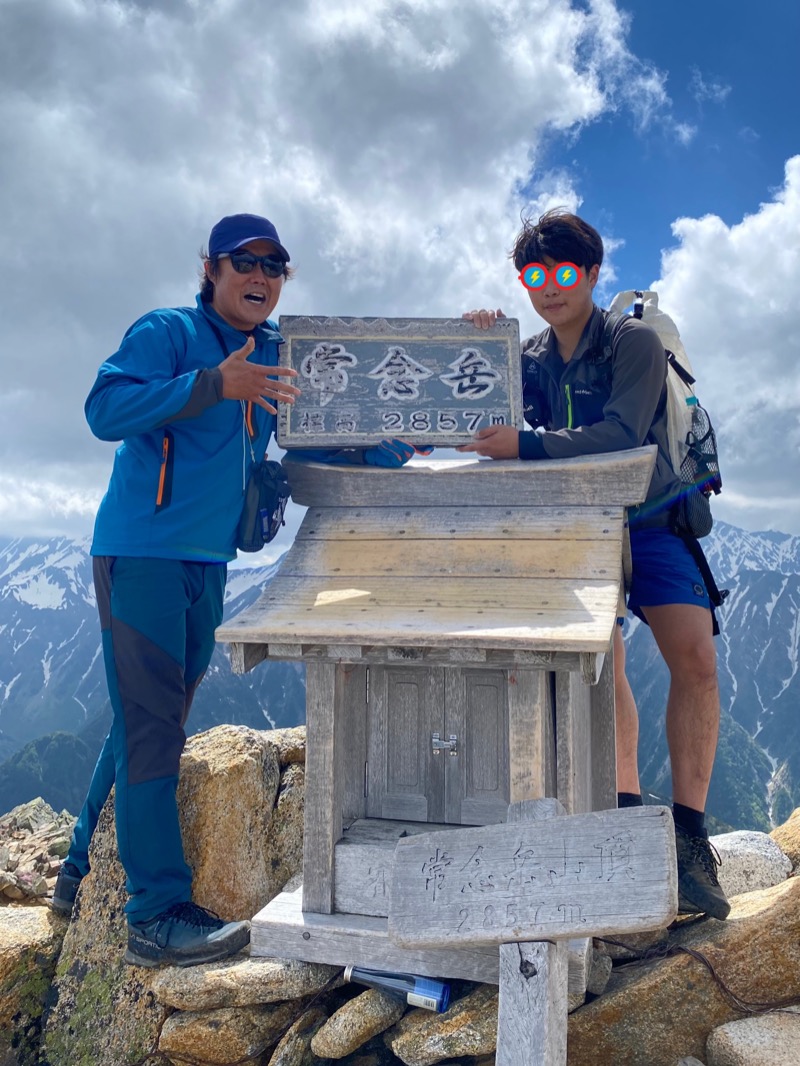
[518,262,583,290]
[554,263,581,288]
[519,263,548,289]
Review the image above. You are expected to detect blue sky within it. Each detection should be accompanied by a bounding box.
[0,0,798,548]
[561,0,800,288]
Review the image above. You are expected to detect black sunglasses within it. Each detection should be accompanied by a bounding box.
[219,252,286,278]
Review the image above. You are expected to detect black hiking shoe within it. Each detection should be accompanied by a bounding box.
[124,901,250,968]
[675,826,731,920]
[52,862,83,916]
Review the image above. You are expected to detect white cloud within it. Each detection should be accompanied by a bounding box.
[738,126,760,143]
[0,0,699,538]
[0,470,104,539]
[652,156,800,533]
[689,67,732,104]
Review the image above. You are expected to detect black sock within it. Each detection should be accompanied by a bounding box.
[617,792,643,808]
[672,802,706,838]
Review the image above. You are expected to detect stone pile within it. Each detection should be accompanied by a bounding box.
[0,798,75,902]
[2,722,800,1066]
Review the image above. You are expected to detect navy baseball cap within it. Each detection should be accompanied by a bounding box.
[208,213,290,262]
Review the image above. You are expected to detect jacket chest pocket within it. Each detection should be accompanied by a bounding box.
[570,385,607,427]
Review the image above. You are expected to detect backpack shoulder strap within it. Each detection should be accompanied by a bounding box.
[596,309,627,362]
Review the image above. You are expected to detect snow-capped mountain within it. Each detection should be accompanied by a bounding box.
[626,520,800,830]
[0,537,305,813]
[1,521,799,828]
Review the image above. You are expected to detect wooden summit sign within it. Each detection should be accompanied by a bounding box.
[388,804,678,949]
[276,315,523,448]
[388,802,678,1066]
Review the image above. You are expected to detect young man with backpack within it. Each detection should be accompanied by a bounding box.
[460,209,730,920]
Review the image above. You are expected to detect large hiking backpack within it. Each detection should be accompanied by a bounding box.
[606,289,722,539]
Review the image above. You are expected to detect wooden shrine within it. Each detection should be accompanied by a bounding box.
[215,447,669,1003]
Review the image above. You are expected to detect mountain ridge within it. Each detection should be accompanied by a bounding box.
[0,537,306,813]
[2,522,798,826]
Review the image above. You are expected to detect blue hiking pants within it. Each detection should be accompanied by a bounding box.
[66,556,226,922]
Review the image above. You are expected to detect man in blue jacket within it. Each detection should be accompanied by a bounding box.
[52,214,305,965]
[461,209,729,922]
[55,213,422,966]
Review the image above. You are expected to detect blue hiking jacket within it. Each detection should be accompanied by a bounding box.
[87,295,281,562]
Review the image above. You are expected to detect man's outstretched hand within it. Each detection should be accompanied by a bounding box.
[219,336,301,414]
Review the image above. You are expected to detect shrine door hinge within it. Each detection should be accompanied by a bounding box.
[431,732,458,756]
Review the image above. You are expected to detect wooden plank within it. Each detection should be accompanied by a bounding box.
[555,672,593,816]
[544,674,557,798]
[302,663,343,914]
[448,648,488,663]
[497,940,567,1066]
[326,644,362,659]
[268,642,305,658]
[341,666,368,823]
[445,669,510,826]
[333,840,397,917]
[233,643,590,674]
[336,809,595,921]
[512,650,572,668]
[566,937,592,998]
[334,819,466,918]
[499,798,576,1065]
[222,618,615,653]
[508,670,549,803]
[226,575,619,613]
[277,537,622,581]
[580,652,604,687]
[254,885,499,981]
[296,506,623,542]
[338,817,456,847]
[387,805,678,948]
[590,646,617,813]
[385,647,428,663]
[251,886,591,988]
[365,667,445,823]
[216,577,620,653]
[622,523,633,592]
[503,801,569,1065]
[283,448,657,509]
[505,797,565,824]
[227,642,266,675]
[504,801,590,999]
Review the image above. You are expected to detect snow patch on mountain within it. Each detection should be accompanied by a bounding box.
[225,563,280,604]
[2,673,21,702]
[10,573,66,609]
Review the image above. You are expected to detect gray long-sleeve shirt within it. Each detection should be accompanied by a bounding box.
[519,305,681,523]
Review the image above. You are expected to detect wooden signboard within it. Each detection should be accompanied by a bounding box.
[276,315,523,448]
[388,805,677,949]
[389,802,678,1066]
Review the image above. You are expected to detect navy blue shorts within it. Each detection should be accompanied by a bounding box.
[621,526,710,625]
